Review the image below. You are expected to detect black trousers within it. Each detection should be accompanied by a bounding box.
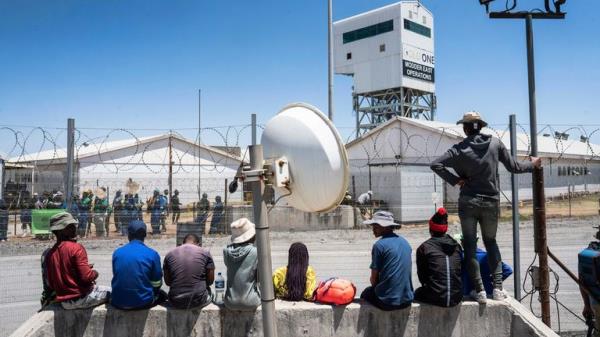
[360,286,411,311]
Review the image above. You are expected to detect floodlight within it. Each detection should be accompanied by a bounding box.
[479,0,495,13]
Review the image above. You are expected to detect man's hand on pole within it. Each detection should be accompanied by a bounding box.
[530,156,542,168]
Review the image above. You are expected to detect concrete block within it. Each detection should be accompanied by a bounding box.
[10,299,559,337]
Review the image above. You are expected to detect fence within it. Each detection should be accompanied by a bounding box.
[1,120,600,335]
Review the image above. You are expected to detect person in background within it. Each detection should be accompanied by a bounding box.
[415,208,462,307]
[223,218,261,310]
[361,211,413,310]
[20,194,33,237]
[171,190,182,226]
[150,189,163,235]
[46,191,65,209]
[78,191,92,238]
[93,188,109,237]
[210,196,224,233]
[453,234,513,298]
[163,234,215,309]
[69,195,80,223]
[112,190,124,233]
[160,189,169,232]
[357,190,373,220]
[34,193,44,209]
[122,193,136,236]
[195,193,210,227]
[111,220,166,310]
[42,212,110,309]
[134,193,143,221]
[0,199,8,242]
[430,111,540,303]
[273,242,317,301]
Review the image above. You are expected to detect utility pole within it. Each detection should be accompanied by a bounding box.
[168,131,173,206]
[509,114,521,300]
[327,0,334,121]
[66,118,75,210]
[479,1,566,327]
[198,89,202,201]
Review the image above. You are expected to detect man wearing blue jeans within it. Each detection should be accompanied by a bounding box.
[431,111,540,303]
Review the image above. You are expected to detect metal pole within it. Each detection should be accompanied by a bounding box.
[168,132,173,214]
[327,0,334,121]
[249,145,277,337]
[66,118,75,210]
[198,89,202,201]
[252,113,257,146]
[526,14,551,327]
[509,114,521,299]
[0,158,4,200]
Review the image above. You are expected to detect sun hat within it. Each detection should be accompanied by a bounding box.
[456,111,488,127]
[363,211,398,227]
[230,218,256,244]
[429,207,448,233]
[49,212,78,231]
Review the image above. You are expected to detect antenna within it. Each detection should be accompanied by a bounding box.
[231,103,350,337]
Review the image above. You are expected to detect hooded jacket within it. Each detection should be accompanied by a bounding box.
[416,235,462,307]
[223,243,261,310]
[430,133,534,199]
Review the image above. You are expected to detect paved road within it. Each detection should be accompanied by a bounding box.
[1,216,598,336]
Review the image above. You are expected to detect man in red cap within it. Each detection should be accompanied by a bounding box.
[414,207,463,307]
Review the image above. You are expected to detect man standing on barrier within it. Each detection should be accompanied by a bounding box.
[430,111,540,303]
[579,227,600,337]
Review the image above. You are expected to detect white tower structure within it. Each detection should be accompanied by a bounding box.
[334,1,435,137]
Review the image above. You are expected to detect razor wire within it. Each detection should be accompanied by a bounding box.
[1,122,599,200]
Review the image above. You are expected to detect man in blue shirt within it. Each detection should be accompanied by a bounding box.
[360,211,414,310]
[111,220,166,310]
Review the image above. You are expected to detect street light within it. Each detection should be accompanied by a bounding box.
[477,0,567,329]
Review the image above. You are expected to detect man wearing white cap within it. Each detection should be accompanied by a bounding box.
[360,211,414,310]
[430,111,541,303]
[223,218,261,310]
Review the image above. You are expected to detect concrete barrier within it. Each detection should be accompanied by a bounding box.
[11,298,558,337]
[226,205,358,232]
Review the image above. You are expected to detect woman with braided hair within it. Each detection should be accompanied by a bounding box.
[273,242,317,301]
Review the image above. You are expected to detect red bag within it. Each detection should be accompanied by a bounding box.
[313,278,356,305]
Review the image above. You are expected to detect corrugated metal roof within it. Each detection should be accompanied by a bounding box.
[7,133,243,164]
[347,116,600,159]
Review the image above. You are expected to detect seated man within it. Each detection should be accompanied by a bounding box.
[360,211,414,310]
[111,220,166,310]
[163,234,215,309]
[43,212,110,309]
[223,218,261,310]
[454,234,513,298]
[415,208,462,307]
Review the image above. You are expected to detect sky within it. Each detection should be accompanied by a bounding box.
[0,0,599,145]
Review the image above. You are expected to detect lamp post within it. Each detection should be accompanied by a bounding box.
[476,0,566,328]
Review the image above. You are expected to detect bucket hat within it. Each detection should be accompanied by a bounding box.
[230,218,256,244]
[363,211,398,227]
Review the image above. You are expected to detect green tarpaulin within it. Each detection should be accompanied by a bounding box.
[31,209,64,235]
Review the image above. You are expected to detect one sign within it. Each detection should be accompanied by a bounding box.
[31,209,64,235]
[402,44,435,83]
[403,60,434,83]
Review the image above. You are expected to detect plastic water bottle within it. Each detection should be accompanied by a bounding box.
[214,272,225,305]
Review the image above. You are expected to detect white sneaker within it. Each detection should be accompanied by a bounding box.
[492,288,507,301]
[470,290,487,304]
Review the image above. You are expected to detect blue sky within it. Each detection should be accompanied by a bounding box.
[0,0,599,144]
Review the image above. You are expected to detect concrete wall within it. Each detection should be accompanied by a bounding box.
[11,298,558,337]
[225,205,358,232]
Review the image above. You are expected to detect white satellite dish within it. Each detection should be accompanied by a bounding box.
[261,102,349,213]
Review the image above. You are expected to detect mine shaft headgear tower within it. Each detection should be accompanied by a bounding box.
[334,1,436,137]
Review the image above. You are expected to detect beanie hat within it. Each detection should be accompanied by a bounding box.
[429,207,448,233]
